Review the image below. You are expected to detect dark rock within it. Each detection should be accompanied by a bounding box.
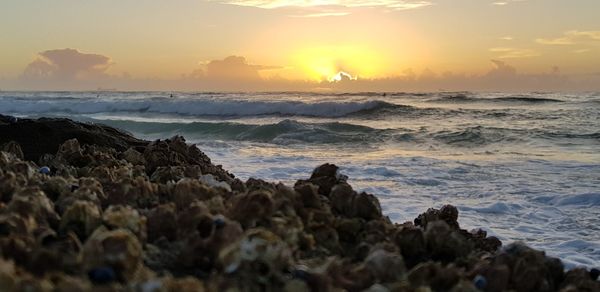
[394,224,427,268]
[329,183,382,220]
[415,204,460,229]
[561,268,600,291]
[296,163,347,196]
[0,115,146,162]
[1,141,24,160]
[425,221,472,262]
[143,136,233,182]
[146,203,178,242]
[407,261,461,291]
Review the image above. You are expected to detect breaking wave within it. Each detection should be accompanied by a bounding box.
[430,94,564,104]
[90,118,396,144]
[0,96,405,118]
[87,119,599,146]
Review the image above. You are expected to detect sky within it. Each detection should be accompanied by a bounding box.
[0,0,599,91]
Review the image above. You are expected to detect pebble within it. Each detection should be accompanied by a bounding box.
[88,267,117,284]
[39,166,51,175]
[473,274,487,290]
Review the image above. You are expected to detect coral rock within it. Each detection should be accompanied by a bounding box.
[82,228,144,282]
[59,200,102,240]
[364,248,406,282]
[146,203,178,242]
[120,147,145,165]
[1,141,24,160]
[102,205,147,242]
[330,183,382,220]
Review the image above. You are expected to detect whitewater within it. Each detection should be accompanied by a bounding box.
[1,91,599,268]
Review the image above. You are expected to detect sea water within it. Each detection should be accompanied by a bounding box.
[1,91,599,268]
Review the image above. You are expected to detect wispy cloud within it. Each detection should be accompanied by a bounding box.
[537,30,600,45]
[289,11,351,17]
[572,49,591,54]
[492,0,526,6]
[489,47,539,58]
[536,37,573,45]
[217,0,433,10]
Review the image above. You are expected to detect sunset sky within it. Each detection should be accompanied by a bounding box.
[1,0,599,91]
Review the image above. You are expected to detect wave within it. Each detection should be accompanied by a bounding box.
[86,118,600,147]
[0,96,407,118]
[90,118,396,145]
[431,126,599,147]
[432,126,524,146]
[430,94,564,104]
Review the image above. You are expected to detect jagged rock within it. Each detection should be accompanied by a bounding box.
[364,248,406,282]
[59,200,102,240]
[329,182,382,220]
[82,228,145,282]
[296,163,347,196]
[394,223,427,268]
[120,147,145,165]
[228,190,274,228]
[0,115,146,162]
[415,204,460,229]
[102,205,147,243]
[146,203,178,242]
[425,221,472,262]
[1,141,24,160]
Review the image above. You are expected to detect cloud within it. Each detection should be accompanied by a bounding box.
[489,47,539,58]
[492,0,525,6]
[572,49,591,54]
[22,48,112,80]
[486,59,517,78]
[206,56,281,80]
[536,30,600,45]
[289,11,351,17]
[6,51,600,92]
[215,0,432,10]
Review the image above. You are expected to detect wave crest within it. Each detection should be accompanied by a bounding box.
[0,97,402,118]
[93,118,394,144]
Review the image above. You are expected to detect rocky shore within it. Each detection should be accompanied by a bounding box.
[0,115,598,291]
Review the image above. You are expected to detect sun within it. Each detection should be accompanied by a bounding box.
[329,71,357,82]
[291,45,386,81]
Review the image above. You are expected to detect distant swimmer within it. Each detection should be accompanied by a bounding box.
[382,93,387,97]
[170,94,174,98]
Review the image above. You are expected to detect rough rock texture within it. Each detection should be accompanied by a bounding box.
[0,115,598,291]
[0,114,234,182]
[0,115,146,162]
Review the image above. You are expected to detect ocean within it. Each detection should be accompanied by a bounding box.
[1,91,599,268]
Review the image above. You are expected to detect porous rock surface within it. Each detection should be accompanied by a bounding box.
[0,115,598,291]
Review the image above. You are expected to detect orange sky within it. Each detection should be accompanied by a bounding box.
[1,0,599,91]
